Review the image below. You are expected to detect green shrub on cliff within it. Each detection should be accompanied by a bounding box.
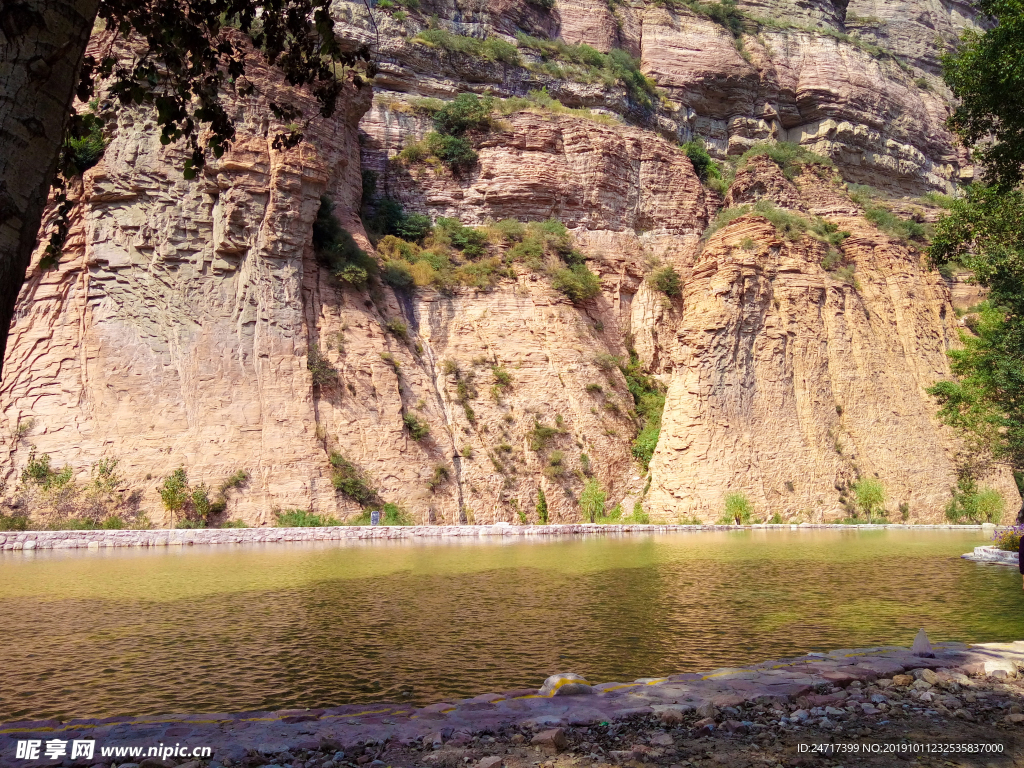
[846,186,927,243]
[552,264,601,303]
[514,35,659,108]
[432,94,494,136]
[313,196,377,286]
[737,141,834,181]
[682,137,722,184]
[329,453,380,507]
[436,217,488,256]
[651,265,682,297]
[702,205,753,240]
[413,30,520,65]
[493,89,622,127]
[365,198,433,243]
[426,133,478,172]
[307,346,338,387]
[403,412,431,440]
[275,508,341,527]
[382,259,415,289]
[863,205,927,243]
[63,112,107,177]
[620,351,666,471]
[396,94,495,174]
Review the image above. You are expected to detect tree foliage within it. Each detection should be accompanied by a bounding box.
[81,0,372,176]
[41,0,373,268]
[927,189,1024,480]
[943,0,1024,190]
[536,487,549,524]
[929,1,1024,522]
[650,265,682,297]
[681,137,721,183]
[723,492,752,524]
[852,478,886,521]
[551,263,601,303]
[432,94,493,136]
[579,478,606,523]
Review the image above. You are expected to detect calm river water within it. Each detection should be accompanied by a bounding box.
[0,529,1019,721]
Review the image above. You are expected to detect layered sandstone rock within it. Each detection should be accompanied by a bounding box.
[337,0,978,192]
[1,0,1016,526]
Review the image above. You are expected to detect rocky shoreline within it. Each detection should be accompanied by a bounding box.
[2,639,1023,768]
[0,523,997,552]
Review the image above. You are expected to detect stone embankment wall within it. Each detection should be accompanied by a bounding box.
[0,523,995,551]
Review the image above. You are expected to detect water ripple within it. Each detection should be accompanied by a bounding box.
[0,529,1018,721]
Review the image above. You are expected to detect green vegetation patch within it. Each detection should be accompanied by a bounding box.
[620,351,666,471]
[852,477,886,522]
[737,141,834,181]
[515,34,660,108]
[493,89,623,127]
[412,29,520,65]
[651,0,745,37]
[372,215,591,297]
[365,198,433,243]
[403,412,431,440]
[682,137,725,190]
[536,487,549,524]
[62,113,107,178]
[847,185,928,243]
[159,465,248,528]
[432,93,494,136]
[945,478,1004,524]
[329,453,380,507]
[551,263,602,303]
[650,265,682,297]
[579,478,607,522]
[275,508,341,527]
[346,502,414,526]
[701,201,858,284]
[395,93,497,174]
[721,491,753,524]
[313,196,377,287]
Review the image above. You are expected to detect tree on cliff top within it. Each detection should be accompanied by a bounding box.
[0,0,373,380]
[930,0,1024,522]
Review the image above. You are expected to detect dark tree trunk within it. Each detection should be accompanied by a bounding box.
[1016,500,1024,526]
[0,0,99,379]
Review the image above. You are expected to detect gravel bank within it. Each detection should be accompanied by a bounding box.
[2,641,1023,768]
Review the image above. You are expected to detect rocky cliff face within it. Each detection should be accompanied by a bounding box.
[1,0,1015,526]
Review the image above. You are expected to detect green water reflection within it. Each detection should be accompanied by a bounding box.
[0,529,1019,721]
